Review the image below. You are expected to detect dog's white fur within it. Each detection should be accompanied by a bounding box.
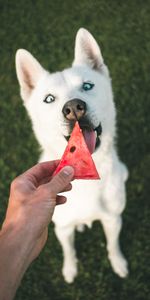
[16,28,128,283]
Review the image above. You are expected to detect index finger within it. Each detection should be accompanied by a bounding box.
[22,160,60,187]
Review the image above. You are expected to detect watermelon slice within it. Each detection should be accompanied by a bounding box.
[53,122,100,179]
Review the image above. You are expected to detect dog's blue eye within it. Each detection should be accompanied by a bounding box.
[82,82,94,91]
[44,94,55,103]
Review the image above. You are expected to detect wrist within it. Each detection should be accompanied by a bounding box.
[0,222,33,268]
[1,219,36,259]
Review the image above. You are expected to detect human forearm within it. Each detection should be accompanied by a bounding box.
[0,223,35,300]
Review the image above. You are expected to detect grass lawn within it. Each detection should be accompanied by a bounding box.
[0,0,150,299]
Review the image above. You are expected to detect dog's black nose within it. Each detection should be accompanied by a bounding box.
[62,99,86,120]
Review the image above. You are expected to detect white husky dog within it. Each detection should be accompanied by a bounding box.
[16,28,128,283]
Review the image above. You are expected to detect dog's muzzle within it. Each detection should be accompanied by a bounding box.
[62,99,102,153]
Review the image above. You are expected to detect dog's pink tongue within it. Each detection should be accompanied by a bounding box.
[83,130,96,154]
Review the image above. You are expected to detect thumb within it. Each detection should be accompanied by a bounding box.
[48,166,74,196]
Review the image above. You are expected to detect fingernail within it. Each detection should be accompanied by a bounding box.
[62,166,74,176]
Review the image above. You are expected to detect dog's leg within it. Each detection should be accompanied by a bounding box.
[100,214,128,278]
[55,225,77,283]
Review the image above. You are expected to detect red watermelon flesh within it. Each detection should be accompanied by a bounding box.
[53,122,100,179]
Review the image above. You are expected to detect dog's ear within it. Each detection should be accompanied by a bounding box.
[73,28,104,71]
[16,49,44,101]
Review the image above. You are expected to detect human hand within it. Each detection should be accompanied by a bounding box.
[0,161,74,300]
[2,161,74,263]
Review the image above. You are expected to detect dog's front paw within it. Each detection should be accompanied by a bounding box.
[109,254,128,278]
[63,261,78,283]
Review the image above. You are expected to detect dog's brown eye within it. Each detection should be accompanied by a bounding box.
[44,94,55,103]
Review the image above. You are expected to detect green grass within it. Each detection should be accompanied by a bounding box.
[0,0,150,299]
